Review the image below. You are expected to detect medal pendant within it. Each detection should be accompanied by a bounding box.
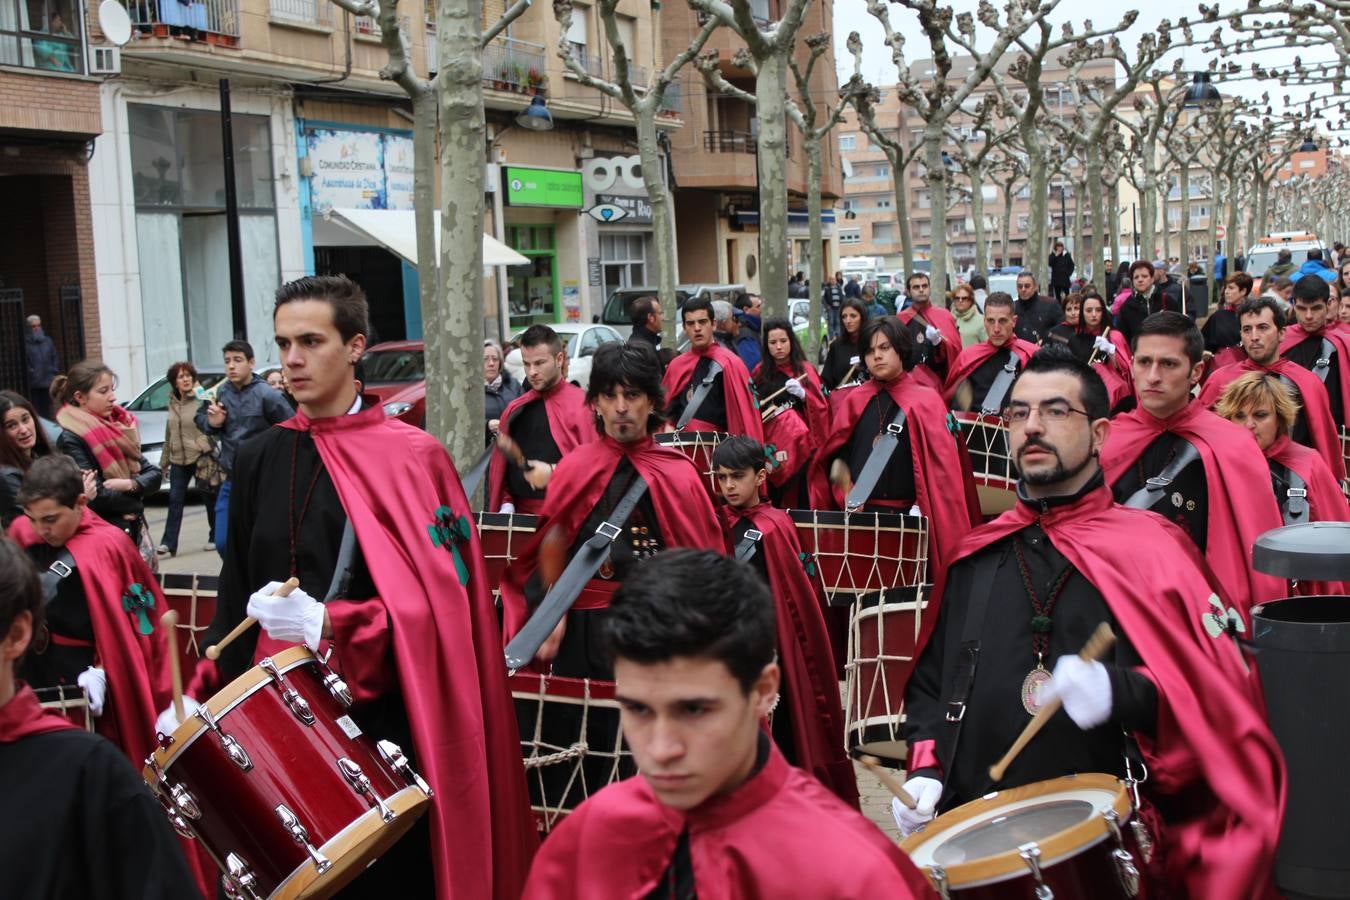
[598,558,614,580]
[1021,665,1051,715]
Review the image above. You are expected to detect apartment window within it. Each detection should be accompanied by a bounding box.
[874,164,890,177]
[600,233,648,300]
[566,3,589,65]
[875,197,892,210]
[916,190,931,210]
[840,199,857,211]
[917,222,932,239]
[1016,214,1030,232]
[873,222,895,243]
[1299,159,1316,169]
[270,0,333,26]
[948,218,968,236]
[749,0,770,23]
[1015,185,1031,201]
[1189,205,1209,226]
[615,14,638,78]
[839,133,857,152]
[0,0,84,70]
[839,228,861,245]
[981,185,998,202]
[1167,207,1182,227]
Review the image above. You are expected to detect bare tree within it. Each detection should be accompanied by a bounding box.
[941,94,1017,279]
[847,83,923,276]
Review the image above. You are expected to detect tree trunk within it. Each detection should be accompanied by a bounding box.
[969,161,988,280]
[805,139,825,361]
[412,89,437,346]
[894,154,915,274]
[1001,178,1014,268]
[1086,145,1105,293]
[1072,177,1086,284]
[633,109,679,347]
[924,128,948,293]
[755,54,789,321]
[1178,164,1191,280]
[1203,165,1219,316]
[1138,160,1156,268]
[435,0,487,467]
[1023,127,1050,290]
[1108,180,1121,270]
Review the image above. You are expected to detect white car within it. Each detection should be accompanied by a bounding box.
[503,323,626,390]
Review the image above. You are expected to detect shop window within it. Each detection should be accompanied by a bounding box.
[600,232,648,301]
[0,0,83,73]
[130,105,275,210]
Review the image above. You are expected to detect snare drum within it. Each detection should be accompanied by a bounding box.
[952,411,1017,517]
[789,509,929,605]
[475,511,540,600]
[144,646,432,899]
[902,774,1152,899]
[158,573,219,677]
[654,431,725,498]
[35,683,93,732]
[511,672,634,834]
[844,584,930,764]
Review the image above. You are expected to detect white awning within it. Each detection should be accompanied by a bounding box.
[324,208,528,267]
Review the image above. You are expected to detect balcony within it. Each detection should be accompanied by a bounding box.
[354,13,407,39]
[268,0,332,28]
[483,36,546,92]
[125,0,241,41]
[702,130,789,158]
[0,27,85,73]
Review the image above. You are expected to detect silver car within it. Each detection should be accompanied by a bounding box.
[124,369,228,471]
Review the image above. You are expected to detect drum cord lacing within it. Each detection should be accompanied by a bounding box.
[523,742,589,769]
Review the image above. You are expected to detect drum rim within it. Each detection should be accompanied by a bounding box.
[508,671,619,702]
[475,510,542,528]
[147,644,316,772]
[653,431,726,442]
[899,773,1130,887]
[788,508,925,529]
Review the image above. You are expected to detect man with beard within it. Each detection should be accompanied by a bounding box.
[1012,271,1064,345]
[943,293,1040,412]
[662,297,763,440]
[896,346,1284,899]
[897,273,961,392]
[1116,260,1175,346]
[1280,274,1350,430]
[1198,296,1345,483]
[1101,311,1284,611]
[487,325,598,515]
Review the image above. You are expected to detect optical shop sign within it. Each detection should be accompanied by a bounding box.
[305,128,415,211]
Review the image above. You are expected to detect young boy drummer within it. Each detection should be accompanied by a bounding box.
[710,435,856,804]
[521,550,936,899]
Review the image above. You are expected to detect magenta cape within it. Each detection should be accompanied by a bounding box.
[487,380,599,510]
[941,337,1040,404]
[1280,324,1350,415]
[520,741,937,899]
[662,344,764,441]
[722,504,857,805]
[903,486,1285,899]
[1100,401,1285,612]
[0,685,79,742]
[901,304,961,391]
[1081,326,1134,408]
[1266,434,1350,595]
[277,408,536,899]
[806,375,977,574]
[499,434,724,642]
[751,359,829,438]
[1198,355,1346,482]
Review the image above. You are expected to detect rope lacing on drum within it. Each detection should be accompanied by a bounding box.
[523,742,589,769]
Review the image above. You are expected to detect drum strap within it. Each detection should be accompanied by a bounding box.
[1273,464,1309,526]
[1312,338,1335,383]
[979,359,1021,415]
[1122,439,1201,511]
[504,474,650,673]
[845,405,909,513]
[461,441,495,498]
[38,547,77,607]
[676,360,724,430]
[733,528,763,563]
[940,546,1004,776]
[322,519,357,603]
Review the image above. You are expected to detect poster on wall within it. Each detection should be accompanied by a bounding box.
[383,135,415,209]
[306,128,416,212]
[563,282,581,322]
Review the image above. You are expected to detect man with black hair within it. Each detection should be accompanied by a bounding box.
[628,295,663,354]
[899,346,1284,899]
[1280,274,1350,429]
[897,272,960,392]
[808,316,977,575]
[1198,295,1345,483]
[943,292,1041,411]
[662,296,763,440]
[175,275,537,899]
[521,549,936,899]
[487,324,598,515]
[196,338,293,555]
[0,537,200,899]
[501,341,723,675]
[1102,311,1283,611]
[710,435,855,803]
[1116,260,1173,346]
[1047,240,1075,301]
[1012,271,1064,345]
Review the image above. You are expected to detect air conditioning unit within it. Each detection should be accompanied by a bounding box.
[89,45,121,76]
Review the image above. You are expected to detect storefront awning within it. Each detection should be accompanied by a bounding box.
[324,208,529,267]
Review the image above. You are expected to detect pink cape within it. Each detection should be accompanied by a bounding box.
[901,304,961,392]
[277,408,537,899]
[942,337,1040,405]
[0,684,80,741]
[1100,401,1285,612]
[662,344,764,441]
[487,380,598,510]
[1266,434,1350,595]
[1280,324,1350,416]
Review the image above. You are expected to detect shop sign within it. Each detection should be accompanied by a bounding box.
[504,166,584,208]
[590,193,652,224]
[306,128,415,211]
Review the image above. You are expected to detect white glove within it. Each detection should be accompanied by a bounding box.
[891,776,943,837]
[924,325,943,345]
[784,378,807,400]
[1092,335,1116,356]
[77,666,107,717]
[499,501,516,515]
[1046,656,1113,730]
[247,581,325,651]
[155,696,202,735]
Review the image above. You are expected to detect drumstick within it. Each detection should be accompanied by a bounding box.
[988,623,1116,784]
[1087,326,1112,366]
[836,364,858,390]
[161,609,184,721]
[859,754,917,810]
[204,577,300,661]
[758,384,789,409]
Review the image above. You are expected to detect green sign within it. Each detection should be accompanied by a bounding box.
[504,166,584,209]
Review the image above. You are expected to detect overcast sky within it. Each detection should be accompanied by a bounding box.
[830,0,1343,140]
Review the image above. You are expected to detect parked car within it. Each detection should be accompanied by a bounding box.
[503,323,625,389]
[1246,231,1327,293]
[599,283,745,336]
[124,369,228,469]
[361,340,427,428]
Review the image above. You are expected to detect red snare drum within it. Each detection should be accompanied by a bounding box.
[475,511,540,600]
[953,411,1018,517]
[145,646,432,899]
[844,584,930,764]
[762,405,814,487]
[35,683,93,732]
[902,774,1153,899]
[158,573,219,678]
[790,509,929,606]
[510,672,634,833]
[654,431,725,498]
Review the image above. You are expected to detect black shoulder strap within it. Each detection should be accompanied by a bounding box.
[733,527,763,563]
[939,544,1005,776]
[1277,465,1309,525]
[1123,438,1201,510]
[38,546,77,607]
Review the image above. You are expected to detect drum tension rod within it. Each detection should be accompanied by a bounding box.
[377,740,434,797]
[276,804,332,873]
[223,853,264,900]
[339,758,396,822]
[1017,844,1054,900]
[927,865,951,900]
[319,649,353,708]
[195,704,253,772]
[1102,809,1142,898]
[145,756,201,821]
[260,657,316,726]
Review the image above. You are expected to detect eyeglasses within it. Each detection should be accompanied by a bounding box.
[1002,401,1092,426]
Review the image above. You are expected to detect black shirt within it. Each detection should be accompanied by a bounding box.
[1110,432,1209,551]
[666,356,729,431]
[1285,332,1344,426]
[837,390,916,505]
[821,337,862,391]
[902,313,947,379]
[1201,307,1241,353]
[504,397,562,503]
[1117,288,1170,346]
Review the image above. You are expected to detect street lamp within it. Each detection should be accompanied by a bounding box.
[1183,72,1222,109]
[516,96,555,131]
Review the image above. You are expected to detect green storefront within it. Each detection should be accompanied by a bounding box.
[504,166,583,330]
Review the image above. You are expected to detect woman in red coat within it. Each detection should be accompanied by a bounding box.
[753,317,828,506]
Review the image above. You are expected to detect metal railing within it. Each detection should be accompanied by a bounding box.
[702,130,791,158]
[354,13,406,37]
[124,0,241,38]
[657,88,683,114]
[483,36,546,89]
[269,0,332,28]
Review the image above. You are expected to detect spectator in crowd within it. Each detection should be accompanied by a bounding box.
[0,391,68,530]
[1048,241,1075,301]
[711,299,739,352]
[1117,260,1174,345]
[1297,248,1337,283]
[1263,275,1296,312]
[733,292,763,372]
[823,272,844,340]
[23,316,59,421]
[1185,262,1210,320]
[1012,271,1064,344]
[1261,248,1297,284]
[1203,272,1252,356]
[950,282,986,347]
[968,273,988,309]
[843,274,862,299]
[483,338,522,444]
[788,272,809,299]
[157,362,221,558]
[1154,260,1184,309]
[628,295,663,354]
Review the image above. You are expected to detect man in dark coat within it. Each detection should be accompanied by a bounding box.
[24,315,59,420]
[1012,271,1064,345]
[627,295,663,354]
[1047,241,1075,301]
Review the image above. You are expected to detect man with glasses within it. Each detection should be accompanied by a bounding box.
[1101,311,1283,611]
[897,344,1284,899]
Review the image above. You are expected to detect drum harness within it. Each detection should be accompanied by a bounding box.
[733,526,762,563]
[1311,338,1335,383]
[1271,464,1310,526]
[676,359,724,430]
[504,474,650,673]
[32,546,77,654]
[979,357,1021,416]
[1122,439,1201,511]
[845,405,909,513]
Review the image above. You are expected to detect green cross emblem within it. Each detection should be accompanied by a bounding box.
[427,506,472,586]
[121,583,156,635]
